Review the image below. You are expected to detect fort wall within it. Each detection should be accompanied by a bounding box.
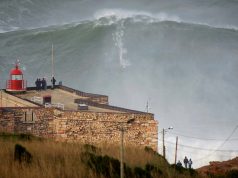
[0,108,158,151]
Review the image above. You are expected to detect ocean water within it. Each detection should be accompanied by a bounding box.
[0,0,238,168]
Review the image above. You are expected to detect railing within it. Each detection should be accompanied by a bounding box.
[31,96,43,104]
[6,80,27,90]
[74,99,153,115]
[45,103,64,110]
[31,96,64,110]
[58,85,109,104]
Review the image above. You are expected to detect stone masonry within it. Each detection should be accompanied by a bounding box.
[0,108,158,151]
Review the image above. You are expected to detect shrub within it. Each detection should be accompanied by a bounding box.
[81,150,142,178]
[189,168,198,177]
[81,152,119,178]
[83,144,100,154]
[145,163,163,175]
[14,144,32,164]
[134,167,151,178]
[144,147,164,161]
[171,164,186,173]
[226,169,238,178]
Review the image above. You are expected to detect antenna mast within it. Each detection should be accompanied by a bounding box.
[146,101,149,113]
[145,98,152,113]
[51,44,54,78]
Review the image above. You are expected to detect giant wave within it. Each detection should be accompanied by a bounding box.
[1,11,238,80]
[1,8,238,34]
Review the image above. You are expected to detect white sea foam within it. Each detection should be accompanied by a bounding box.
[94,8,181,25]
[1,8,238,34]
[112,20,130,69]
[0,26,20,34]
[93,8,238,32]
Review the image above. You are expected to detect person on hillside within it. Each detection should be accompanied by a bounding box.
[188,158,193,169]
[176,160,182,167]
[184,156,188,168]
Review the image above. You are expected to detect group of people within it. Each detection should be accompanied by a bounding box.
[35,78,47,90]
[176,156,193,169]
[35,77,56,90]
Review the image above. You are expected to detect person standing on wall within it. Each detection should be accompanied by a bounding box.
[35,78,39,90]
[51,76,56,89]
[42,78,47,90]
[44,78,47,90]
[35,78,41,91]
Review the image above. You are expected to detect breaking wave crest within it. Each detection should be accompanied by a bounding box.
[1,8,238,34]
[93,9,181,25]
[93,9,238,32]
[1,8,238,70]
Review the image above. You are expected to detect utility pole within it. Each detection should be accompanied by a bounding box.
[51,44,54,78]
[119,119,135,178]
[175,136,178,165]
[0,91,2,107]
[51,44,54,89]
[163,128,165,158]
[120,126,124,178]
[6,93,8,107]
[162,127,173,159]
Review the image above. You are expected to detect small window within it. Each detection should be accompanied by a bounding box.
[12,75,22,80]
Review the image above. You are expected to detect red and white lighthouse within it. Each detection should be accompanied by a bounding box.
[6,62,27,92]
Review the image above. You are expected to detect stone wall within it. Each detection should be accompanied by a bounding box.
[0,108,54,137]
[54,111,158,150]
[0,110,15,133]
[0,108,158,151]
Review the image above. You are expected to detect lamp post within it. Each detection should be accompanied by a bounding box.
[0,86,2,107]
[162,126,173,159]
[120,126,125,178]
[120,118,135,178]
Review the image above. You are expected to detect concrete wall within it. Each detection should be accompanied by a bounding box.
[58,85,109,105]
[0,108,158,151]
[0,91,38,107]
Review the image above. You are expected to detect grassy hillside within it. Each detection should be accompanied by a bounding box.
[0,133,200,178]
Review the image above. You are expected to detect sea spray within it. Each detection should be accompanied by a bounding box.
[112,20,130,68]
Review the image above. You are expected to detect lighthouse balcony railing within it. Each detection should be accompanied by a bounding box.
[6,80,27,90]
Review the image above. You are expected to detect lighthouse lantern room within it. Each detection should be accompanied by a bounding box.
[6,62,27,92]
